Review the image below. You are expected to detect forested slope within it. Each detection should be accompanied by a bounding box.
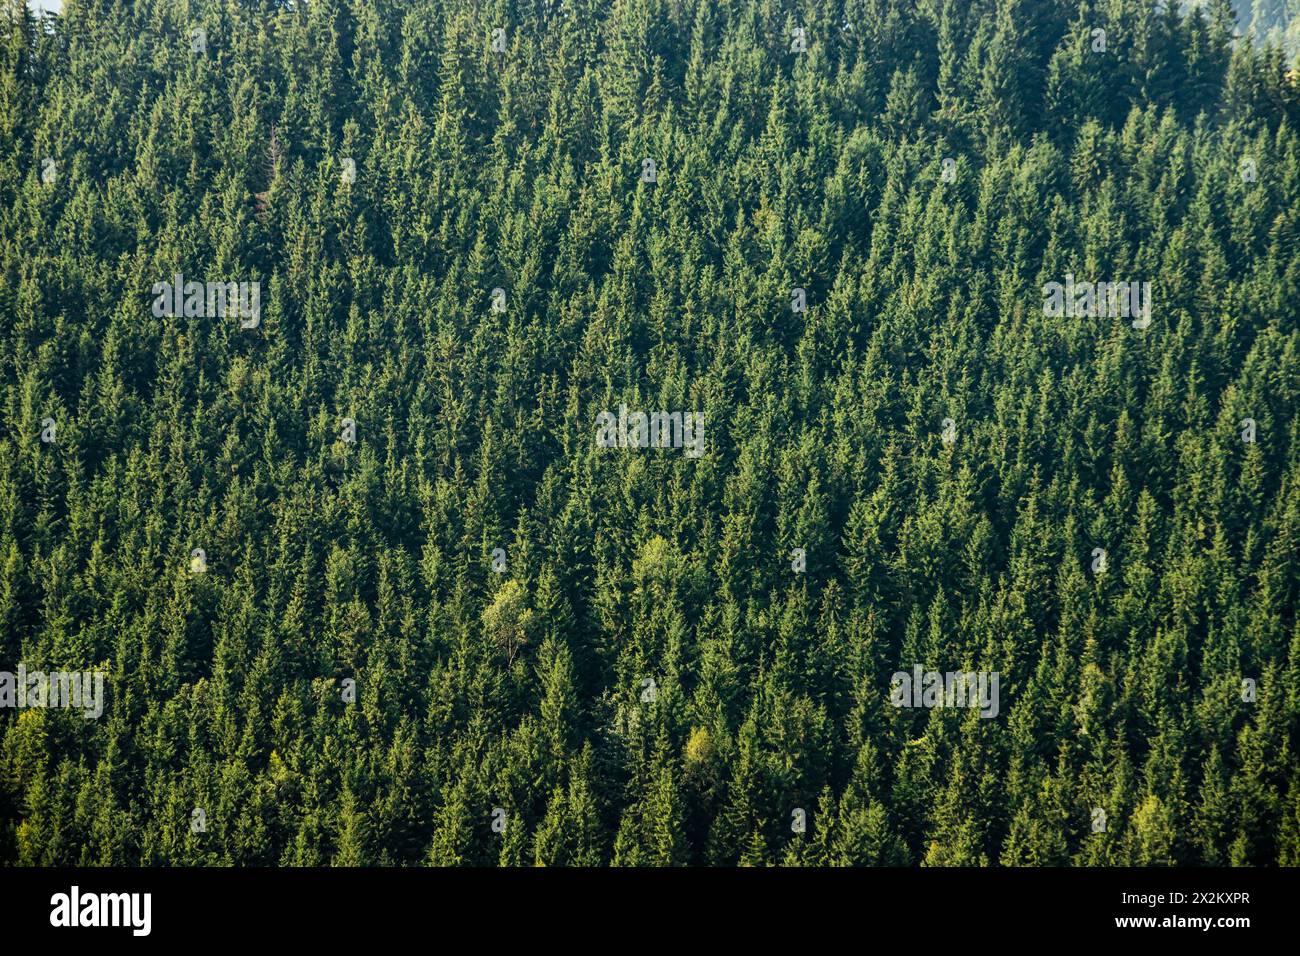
[1,0,1299,866]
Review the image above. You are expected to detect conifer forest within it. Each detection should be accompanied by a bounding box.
[2,0,1300,868]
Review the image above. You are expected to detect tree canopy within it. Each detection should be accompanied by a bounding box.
[1,0,1298,866]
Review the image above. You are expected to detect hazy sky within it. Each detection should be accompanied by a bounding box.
[28,0,63,14]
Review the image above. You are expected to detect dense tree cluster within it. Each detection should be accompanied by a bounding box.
[1,0,1298,866]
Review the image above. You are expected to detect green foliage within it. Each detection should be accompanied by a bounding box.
[1,0,1298,866]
